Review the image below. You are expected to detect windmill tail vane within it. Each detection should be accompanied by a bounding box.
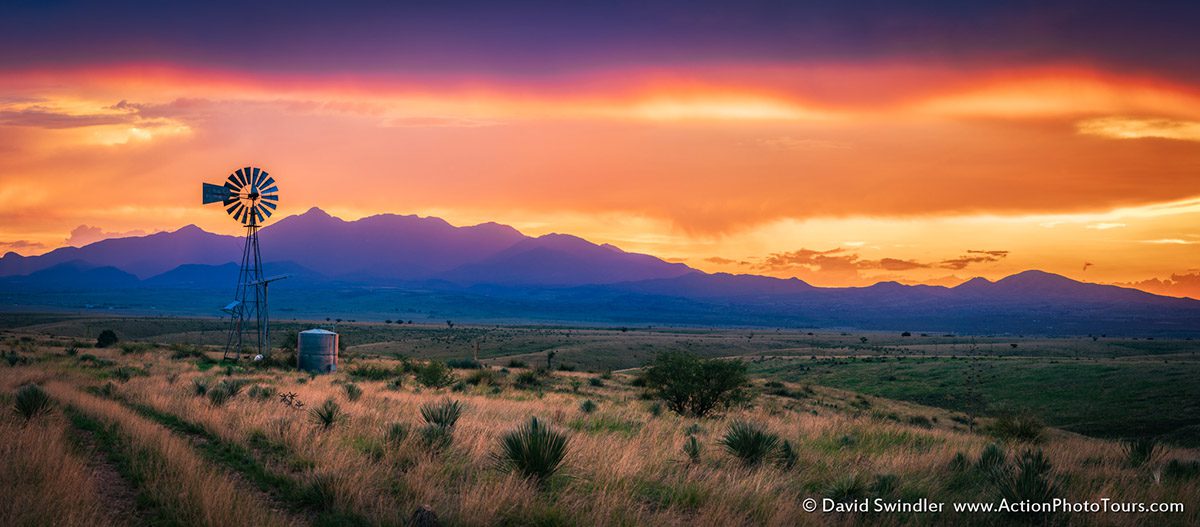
[201,166,284,361]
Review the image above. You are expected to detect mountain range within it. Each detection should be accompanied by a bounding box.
[2,207,1198,335]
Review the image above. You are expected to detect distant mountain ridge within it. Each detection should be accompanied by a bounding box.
[2,208,1197,335]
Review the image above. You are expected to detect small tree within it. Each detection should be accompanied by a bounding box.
[643,351,749,417]
[96,330,119,348]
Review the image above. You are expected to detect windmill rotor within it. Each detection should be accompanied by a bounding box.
[205,167,280,226]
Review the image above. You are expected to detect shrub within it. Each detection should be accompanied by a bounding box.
[14,384,51,420]
[643,351,749,417]
[977,443,1006,472]
[465,369,498,386]
[579,399,598,414]
[420,399,464,428]
[207,386,231,406]
[995,450,1059,517]
[415,361,455,388]
[347,364,400,381]
[420,424,454,451]
[192,378,211,396]
[493,416,570,485]
[386,422,410,444]
[310,399,346,430]
[446,358,482,369]
[95,329,119,348]
[949,451,969,471]
[648,402,663,417]
[513,370,542,389]
[588,377,604,387]
[248,384,276,400]
[824,474,867,502]
[506,359,528,368]
[683,435,702,464]
[1122,438,1161,468]
[988,412,1045,443]
[777,440,798,470]
[386,378,404,390]
[216,379,246,398]
[65,342,80,356]
[720,421,780,467]
[343,382,363,401]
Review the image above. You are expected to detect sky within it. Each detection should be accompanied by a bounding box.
[1,1,1198,297]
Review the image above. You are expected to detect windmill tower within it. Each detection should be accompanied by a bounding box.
[202,167,286,361]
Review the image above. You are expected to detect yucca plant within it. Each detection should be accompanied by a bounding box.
[721,420,780,467]
[385,422,410,444]
[995,449,1059,515]
[207,385,231,406]
[420,424,454,451]
[343,382,363,401]
[14,384,51,421]
[493,416,570,485]
[420,399,463,428]
[579,399,598,414]
[777,439,798,470]
[216,379,245,398]
[1122,437,1161,468]
[977,443,1006,472]
[192,378,210,396]
[683,435,702,464]
[310,398,346,430]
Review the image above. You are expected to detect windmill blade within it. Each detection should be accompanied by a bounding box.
[242,167,253,186]
[260,185,279,195]
[257,204,273,218]
[259,176,275,190]
[262,194,279,202]
[234,168,247,187]
[226,202,241,215]
[260,200,277,210]
[226,175,243,191]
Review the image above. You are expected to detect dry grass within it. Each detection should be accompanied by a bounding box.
[2,335,1198,526]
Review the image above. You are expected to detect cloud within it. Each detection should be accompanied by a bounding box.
[878,258,927,271]
[1121,273,1200,299]
[1141,238,1198,245]
[384,116,498,128]
[65,225,148,247]
[0,239,44,252]
[1086,222,1126,230]
[757,248,927,275]
[1078,117,1200,142]
[939,250,1009,270]
[751,136,851,151]
[0,105,135,129]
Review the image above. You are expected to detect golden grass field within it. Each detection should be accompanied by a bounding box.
[1,329,1197,526]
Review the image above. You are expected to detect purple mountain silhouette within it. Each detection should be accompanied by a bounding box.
[0,225,239,278]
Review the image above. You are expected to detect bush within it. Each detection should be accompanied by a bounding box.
[588,377,604,387]
[683,435,702,464]
[995,450,1059,518]
[465,369,498,386]
[386,378,404,390]
[1122,438,1161,468]
[493,416,570,485]
[648,402,663,417]
[420,399,464,428]
[192,378,211,396]
[216,379,246,398]
[347,364,400,381]
[207,386,231,406]
[446,358,482,370]
[513,370,542,389]
[579,399,598,414]
[720,421,780,467]
[977,443,1006,472]
[415,361,455,388]
[420,424,454,451]
[14,384,51,420]
[643,351,749,417]
[248,384,276,400]
[310,399,346,430]
[343,382,363,401]
[95,329,119,348]
[824,474,867,502]
[385,422,410,444]
[988,412,1044,443]
[506,359,528,368]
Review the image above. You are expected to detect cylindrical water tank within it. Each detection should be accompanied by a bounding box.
[297,329,338,373]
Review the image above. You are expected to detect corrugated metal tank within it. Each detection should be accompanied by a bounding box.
[297,329,338,373]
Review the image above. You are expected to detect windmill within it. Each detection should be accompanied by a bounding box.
[202,167,287,361]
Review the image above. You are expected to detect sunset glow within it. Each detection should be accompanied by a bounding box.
[1,3,1198,298]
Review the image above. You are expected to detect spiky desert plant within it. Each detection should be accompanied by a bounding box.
[386,422,410,444]
[579,399,598,414]
[977,443,1006,472]
[493,416,570,485]
[343,382,363,401]
[207,385,231,406]
[310,398,346,430]
[683,435,702,464]
[192,377,210,396]
[777,439,798,470]
[420,424,454,451]
[721,420,780,467]
[420,399,463,428]
[1122,438,1162,468]
[14,384,51,421]
[995,449,1059,512]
